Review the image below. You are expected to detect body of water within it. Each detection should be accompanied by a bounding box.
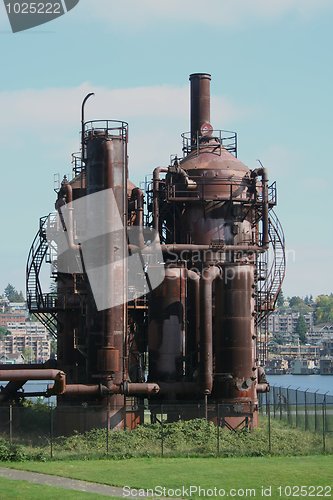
[3,377,333,400]
[268,374,333,395]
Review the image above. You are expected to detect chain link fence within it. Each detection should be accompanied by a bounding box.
[0,387,332,460]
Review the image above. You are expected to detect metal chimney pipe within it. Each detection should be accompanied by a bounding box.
[189,73,211,146]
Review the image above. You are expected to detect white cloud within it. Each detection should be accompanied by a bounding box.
[0,82,248,177]
[0,83,244,125]
[78,0,333,30]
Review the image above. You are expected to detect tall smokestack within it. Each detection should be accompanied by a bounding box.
[189,73,212,146]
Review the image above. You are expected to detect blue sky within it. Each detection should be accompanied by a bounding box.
[0,0,332,298]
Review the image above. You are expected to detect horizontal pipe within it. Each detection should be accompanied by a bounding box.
[120,382,160,396]
[162,244,266,252]
[0,369,64,381]
[49,381,160,398]
[0,369,66,396]
[56,384,109,397]
[128,243,266,257]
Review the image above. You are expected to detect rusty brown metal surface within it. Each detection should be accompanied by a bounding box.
[190,73,212,144]
[24,73,284,432]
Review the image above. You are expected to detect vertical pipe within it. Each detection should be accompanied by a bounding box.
[252,166,269,248]
[189,73,212,147]
[214,265,256,401]
[104,137,128,386]
[261,168,269,248]
[153,167,168,231]
[131,187,144,248]
[200,266,220,395]
[187,269,200,377]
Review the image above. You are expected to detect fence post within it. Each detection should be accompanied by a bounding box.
[304,388,309,431]
[50,407,54,459]
[273,386,276,418]
[106,401,110,456]
[286,386,291,425]
[279,387,282,421]
[9,405,13,445]
[314,390,318,433]
[322,391,328,453]
[268,399,271,454]
[161,404,164,457]
[322,399,326,453]
[295,387,299,428]
[217,404,220,456]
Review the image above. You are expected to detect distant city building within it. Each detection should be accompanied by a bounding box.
[8,302,27,311]
[308,324,333,345]
[6,321,48,336]
[265,358,289,374]
[274,343,321,359]
[268,311,313,335]
[0,303,51,363]
[319,357,333,375]
[0,310,27,327]
[0,333,51,363]
[321,340,333,357]
[290,358,317,375]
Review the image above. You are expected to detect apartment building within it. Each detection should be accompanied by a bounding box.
[268,311,314,335]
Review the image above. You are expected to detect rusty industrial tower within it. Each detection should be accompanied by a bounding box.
[0,73,285,431]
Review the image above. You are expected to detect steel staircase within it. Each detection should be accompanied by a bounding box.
[257,209,286,324]
[26,214,58,338]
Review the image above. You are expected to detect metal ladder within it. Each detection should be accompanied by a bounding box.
[26,215,58,338]
[257,209,286,323]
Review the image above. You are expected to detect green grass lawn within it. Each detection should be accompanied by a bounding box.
[6,456,333,499]
[0,476,111,499]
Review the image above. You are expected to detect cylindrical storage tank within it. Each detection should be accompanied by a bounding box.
[81,124,128,426]
[148,267,186,384]
[177,149,254,247]
[214,264,256,402]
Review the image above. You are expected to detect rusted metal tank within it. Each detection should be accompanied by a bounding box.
[148,267,186,384]
[21,73,284,433]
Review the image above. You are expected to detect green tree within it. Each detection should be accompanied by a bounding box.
[315,294,333,324]
[288,296,312,314]
[0,326,11,340]
[50,339,57,358]
[4,283,25,302]
[276,290,285,308]
[22,347,34,363]
[4,283,16,301]
[289,296,303,308]
[295,314,307,344]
